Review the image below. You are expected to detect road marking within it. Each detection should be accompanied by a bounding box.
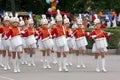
[0,75,15,80]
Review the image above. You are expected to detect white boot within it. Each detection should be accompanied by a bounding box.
[52,53,57,64]
[43,56,47,69]
[24,53,28,64]
[58,57,62,71]
[27,55,32,66]
[95,58,100,72]
[102,58,107,72]
[0,55,4,67]
[3,57,7,70]
[80,55,86,68]
[7,56,11,70]
[21,53,25,64]
[17,59,21,72]
[69,54,73,66]
[46,56,51,69]
[63,57,68,72]
[77,56,80,68]
[31,55,35,66]
[12,59,17,73]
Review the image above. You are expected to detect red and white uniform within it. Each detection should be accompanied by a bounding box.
[37,26,51,50]
[51,25,69,52]
[73,27,88,50]
[89,28,110,53]
[0,25,10,50]
[24,27,37,48]
[65,27,76,49]
[20,27,27,48]
[6,26,22,52]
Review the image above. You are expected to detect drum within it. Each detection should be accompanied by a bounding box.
[95,37,108,49]
[0,34,2,42]
[10,35,23,48]
[55,35,67,47]
[76,36,88,48]
[42,37,54,49]
[26,35,37,45]
[67,37,76,48]
[2,39,10,48]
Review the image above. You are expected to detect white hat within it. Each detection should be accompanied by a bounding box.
[13,17,19,23]
[28,19,34,24]
[41,14,48,25]
[76,18,83,24]
[79,14,82,20]
[4,12,10,21]
[55,10,62,21]
[64,15,70,24]
[19,17,25,26]
[94,19,100,25]
[94,14,100,25]
[13,13,19,23]
[50,17,56,25]
[10,17,14,23]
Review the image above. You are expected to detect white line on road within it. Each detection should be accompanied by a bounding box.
[0,75,15,80]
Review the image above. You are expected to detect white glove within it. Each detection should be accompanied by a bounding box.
[70,34,74,37]
[92,35,96,39]
[87,32,90,35]
[20,31,25,34]
[49,35,52,38]
[107,32,111,36]
[35,36,38,40]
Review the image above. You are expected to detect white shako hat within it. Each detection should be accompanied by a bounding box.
[13,13,19,23]
[94,14,100,25]
[55,10,62,22]
[50,17,56,25]
[4,12,10,21]
[64,15,70,24]
[28,14,34,24]
[41,14,48,25]
[19,17,25,26]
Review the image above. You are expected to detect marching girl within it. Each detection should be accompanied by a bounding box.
[89,18,110,72]
[5,15,23,73]
[19,17,28,65]
[0,13,11,70]
[63,15,75,66]
[37,15,53,69]
[49,17,57,64]
[24,17,37,67]
[51,10,69,72]
[72,17,88,68]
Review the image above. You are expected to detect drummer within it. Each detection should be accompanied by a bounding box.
[5,15,23,73]
[24,17,37,67]
[89,18,110,72]
[72,16,88,68]
[51,10,69,72]
[63,15,74,66]
[49,17,57,64]
[19,17,28,65]
[0,13,11,70]
[37,15,52,69]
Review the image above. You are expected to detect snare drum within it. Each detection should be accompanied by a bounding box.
[95,37,108,49]
[2,39,10,48]
[42,37,54,49]
[10,35,23,48]
[26,35,37,45]
[67,37,76,48]
[55,35,67,47]
[76,36,88,48]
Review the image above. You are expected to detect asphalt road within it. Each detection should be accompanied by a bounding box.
[0,50,120,80]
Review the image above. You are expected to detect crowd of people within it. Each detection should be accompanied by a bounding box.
[0,10,112,73]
